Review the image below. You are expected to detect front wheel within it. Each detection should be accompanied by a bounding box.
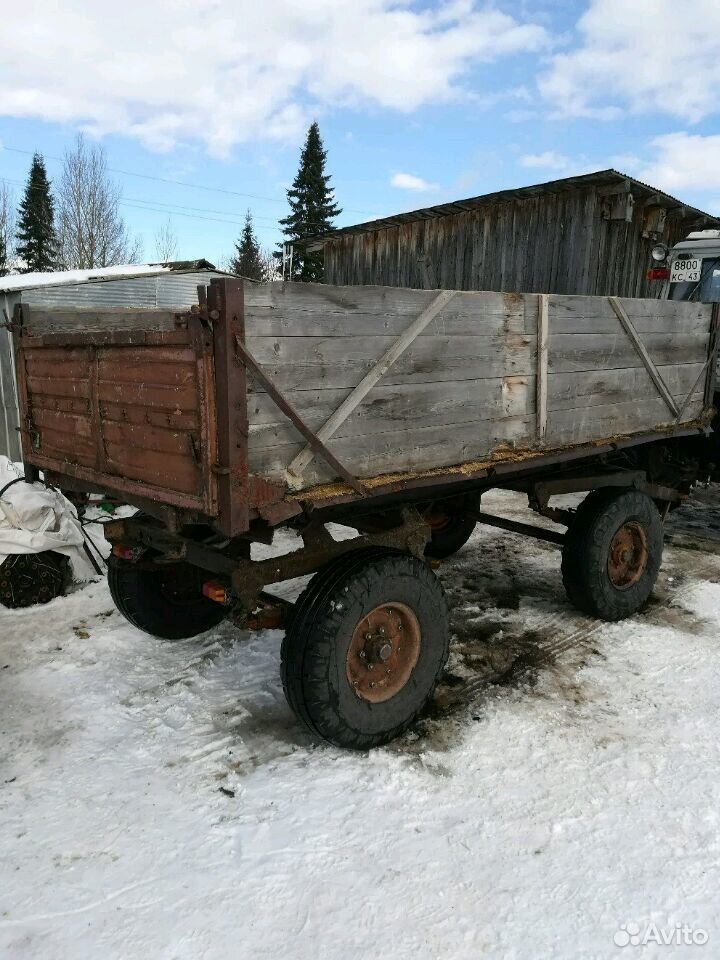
[561,489,663,621]
[107,556,226,639]
[281,548,449,749]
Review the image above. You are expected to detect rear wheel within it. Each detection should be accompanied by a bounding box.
[422,493,479,559]
[561,489,663,621]
[281,548,449,749]
[107,556,225,639]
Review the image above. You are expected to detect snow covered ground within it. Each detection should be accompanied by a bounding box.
[1,489,719,959]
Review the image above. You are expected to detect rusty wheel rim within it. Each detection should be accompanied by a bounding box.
[346,602,422,703]
[607,521,648,590]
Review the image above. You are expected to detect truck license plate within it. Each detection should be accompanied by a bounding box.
[670,258,703,283]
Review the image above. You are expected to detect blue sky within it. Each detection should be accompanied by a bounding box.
[1,0,719,267]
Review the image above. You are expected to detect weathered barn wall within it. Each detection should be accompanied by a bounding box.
[322,185,700,299]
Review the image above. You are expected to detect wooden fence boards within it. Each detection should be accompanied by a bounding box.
[243,283,714,489]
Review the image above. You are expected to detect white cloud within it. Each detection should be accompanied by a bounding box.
[391,172,439,192]
[637,132,720,193]
[540,0,720,121]
[519,151,570,171]
[0,1,548,156]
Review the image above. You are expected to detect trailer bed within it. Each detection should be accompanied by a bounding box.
[12,279,717,533]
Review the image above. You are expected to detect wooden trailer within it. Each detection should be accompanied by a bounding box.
[11,279,719,748]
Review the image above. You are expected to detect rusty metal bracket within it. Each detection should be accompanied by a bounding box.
[233,335,370,497]
[528,470,684,526]
[229,507,427,609]
[468,509,565,546]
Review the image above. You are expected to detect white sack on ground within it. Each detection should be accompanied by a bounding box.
[0,457,97,582]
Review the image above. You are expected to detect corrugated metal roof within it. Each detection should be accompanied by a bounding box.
[0,259,222,293]
[301,169,720,250]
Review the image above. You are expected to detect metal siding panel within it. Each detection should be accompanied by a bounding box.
[0,292,22,461]
[156,271,226,307]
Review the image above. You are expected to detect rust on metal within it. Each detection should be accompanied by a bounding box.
[209,278,249,536]
[346,602,422,703]
[607,521,649,589]
[469,509,565,546]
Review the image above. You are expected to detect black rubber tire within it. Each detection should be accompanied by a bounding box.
[561,489,663,621]
[423,494,479,559]
[281,548,450,749]
[0,551,69,608]
[107,555,226,639]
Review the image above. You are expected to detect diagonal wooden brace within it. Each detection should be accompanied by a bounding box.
[233,336,369,497]
[608,296,680,418]
[284,289,457,487]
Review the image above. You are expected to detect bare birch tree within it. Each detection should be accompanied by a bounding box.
[153,218,179,263]
[0,183,16,276]
[56,135,142,269]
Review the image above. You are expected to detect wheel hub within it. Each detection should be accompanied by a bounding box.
[347,602,422,703]
[607,521,648,590]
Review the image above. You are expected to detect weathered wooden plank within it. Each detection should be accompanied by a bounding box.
[548,293,709,331]
[285,290,457,485]
[547,363,706,412]
[27,376,90,400]
[249,414,536,487]
[97,380,199,410]
[547,394,705,446]
[24,358,90,380]
[243,329,701,395]
[32,408,92,439]
[244,284,534,337]
[246,333,537,368]
[245,351,537,394]
[248,376,533,447]
[98,345,197,365]
[548,332,707,374]
[97,357,196,386]
[37,430,96,464]
[102,420,196,457]
[104,445,199,494]
[31,394,89,416]
[100,401,198,432]
[24,307,180,335]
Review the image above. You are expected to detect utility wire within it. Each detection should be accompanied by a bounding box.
[0,176,338,235]
[0,143,376,217]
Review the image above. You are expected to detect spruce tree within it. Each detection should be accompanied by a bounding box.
[231,210,264,280]
[278,122,341,282]
[16,153,57,273]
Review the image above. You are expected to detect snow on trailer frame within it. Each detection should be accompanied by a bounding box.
[11,278,720,748]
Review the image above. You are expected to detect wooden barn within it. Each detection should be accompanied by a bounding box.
[303,169,720,298]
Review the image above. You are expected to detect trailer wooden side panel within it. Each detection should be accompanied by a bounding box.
[13,308,218,514]
[242,283,713,489]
